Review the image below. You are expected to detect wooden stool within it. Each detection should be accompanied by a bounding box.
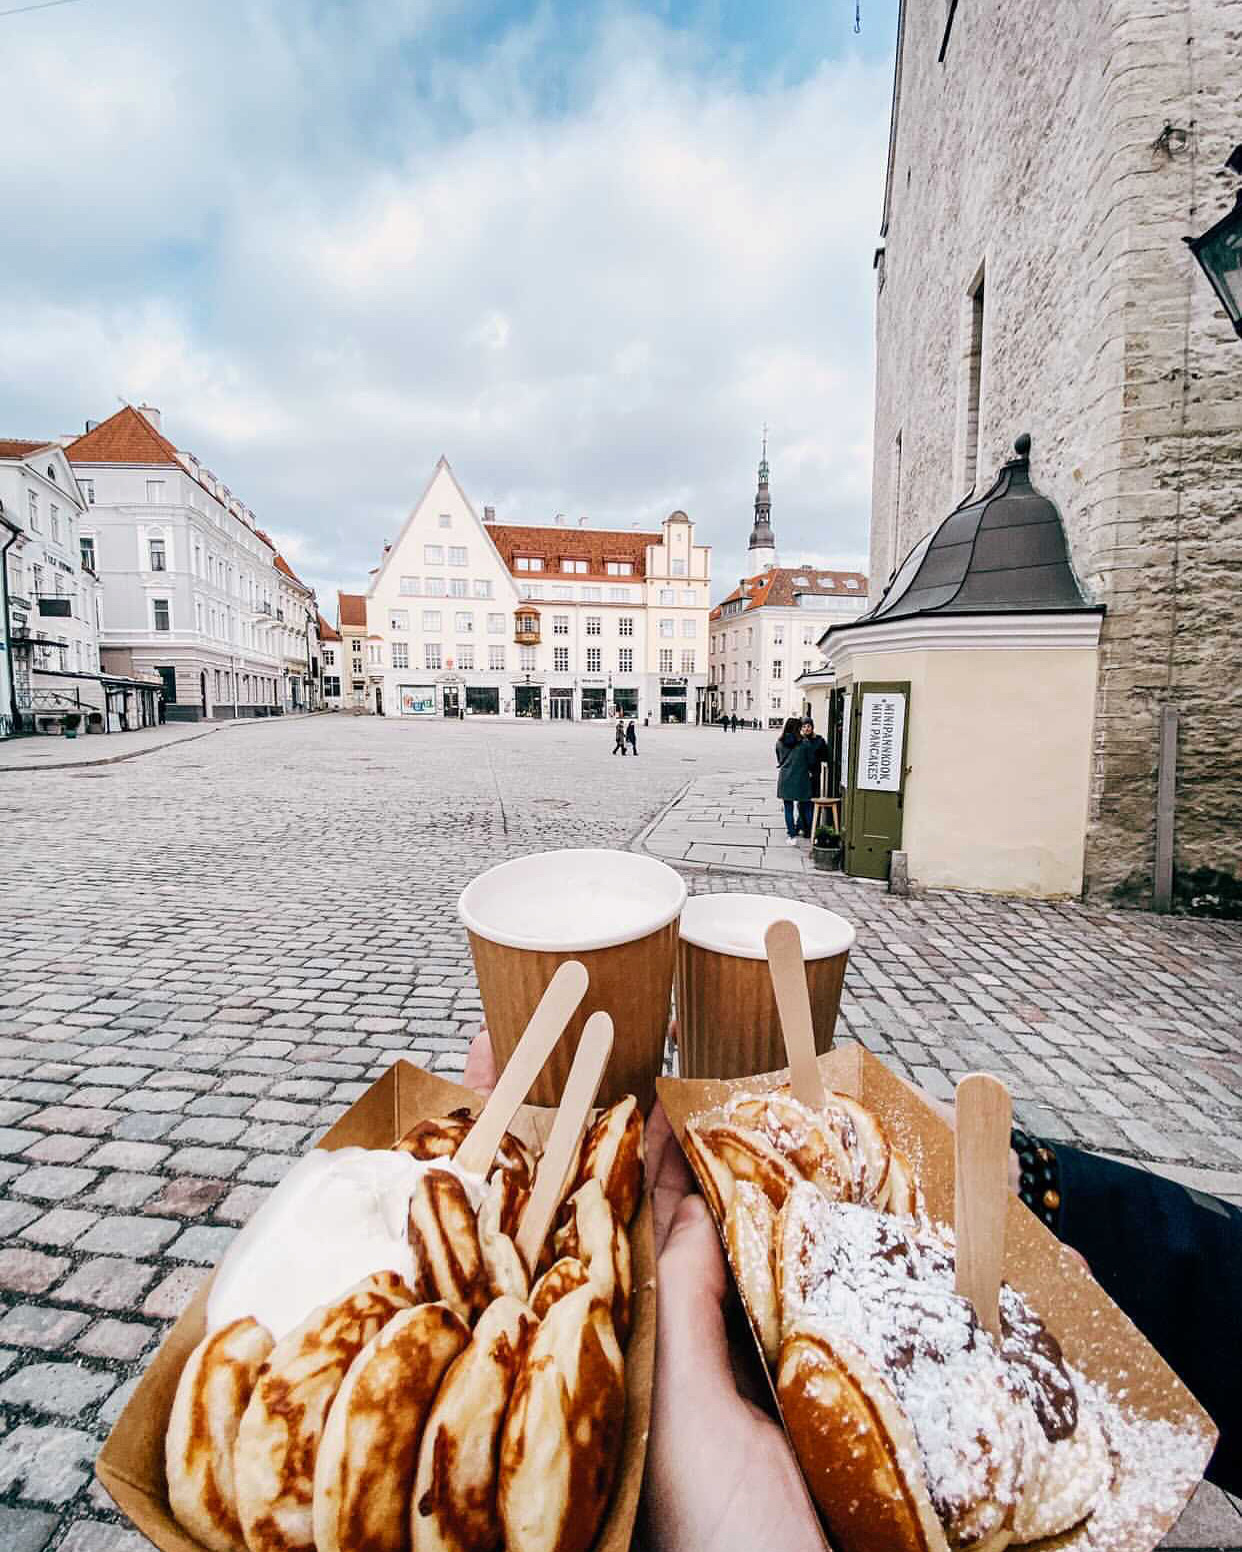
[809,796,841,837]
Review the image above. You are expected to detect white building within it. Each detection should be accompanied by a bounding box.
[66,405,286,720]
[270,550,317,711]
[317,612,342,708]
[708,448,868,726]
[361,459,712,722]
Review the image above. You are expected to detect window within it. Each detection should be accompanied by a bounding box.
[551,585,572,600]
[586,646,601,673]
[455,611,473,632]
[28,492,40,532]
[523,584,544,599]
[553,615,569,635]
[425,642,442,669]
[681,619,696,638]
[352,655,363,674]
[489,645,506,670]
[146,480,165,503]
[448,546,468,566]
[618,616,634,637]
[422,610,442,630]
[561,558,587,574]
[149,537,166,571]
[846,578,860,589]
[473,579,492,599]
[392,642,410,668]
[400,576,420,595]
[772,659,783,680]
[803,659,814,675]
[153,598,171,631]
[196,600,204,631]
[681,589,695,605]
[439,513,452,529]
[80,536,96,571]
[324,676,341,697]
[50,504,60,541]
[659,649,674,673]
[516,611,538,635]
[323,647,336,665]
[579,616,599,636]
[450,578,468,598]
[368,642,383,665]
[771,693,783,712]
[659,619,674,638]
[671,559,686,576]
[425,577,446,596]
[519,646,536,670]
[487,613,505,633]
[605,561,633,576]
[607,586,626,602]
[80,478,94,504]
[745,627,754,646]
[553,646,569,672]
[681,650,695,673]
[772,626,784,646]
[803,625,815,644]
[31,562,44,596]
[581,586,601,601]
[389,609,409,631]
[618,646,633,673]
[659,588,674,604]
[515,556,543,571]
[424,544,444,565]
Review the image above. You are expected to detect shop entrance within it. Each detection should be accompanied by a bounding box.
[613,686,638,718]
[442,685,460,717]
[660,690,687,724]
[844,681,909,881]
[514,684,542,718]
[466,686,499,716]
[549,689,573,720]
[580,686,606,720]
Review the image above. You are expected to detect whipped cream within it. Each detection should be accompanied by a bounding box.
[207,1147,483,1340]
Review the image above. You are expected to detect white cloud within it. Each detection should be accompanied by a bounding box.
[0,1,894,606]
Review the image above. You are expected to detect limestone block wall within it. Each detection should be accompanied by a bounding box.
[870,0,1242,902]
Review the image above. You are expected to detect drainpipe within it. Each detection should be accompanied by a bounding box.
[0,505,22,737]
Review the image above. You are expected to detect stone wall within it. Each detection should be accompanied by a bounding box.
[870,0,1242,902]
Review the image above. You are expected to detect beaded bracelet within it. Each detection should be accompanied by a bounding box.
[1012,1126,1062,1231]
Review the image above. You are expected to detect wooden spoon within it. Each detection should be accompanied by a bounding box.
[954,1072,1012,1339]
[764,919,829,1109]
[514,1011,614,1273]
[454,960,590,1177]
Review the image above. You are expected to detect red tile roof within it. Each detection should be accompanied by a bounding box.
[485,522,660,581]
[0,439,52,460]
[273,552,312,592]
[65,405,182,467]
[317,612,341,641]
[710,566,869,620]
[338,592,367,628]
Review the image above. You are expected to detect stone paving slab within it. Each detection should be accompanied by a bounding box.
[640,771,826,872]
[1,717,1240,1547]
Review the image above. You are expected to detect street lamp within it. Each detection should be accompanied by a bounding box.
[1184,146,1242,339]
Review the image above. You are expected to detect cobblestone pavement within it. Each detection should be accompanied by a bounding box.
[642,768,827,872]
[2,715,1240,1549]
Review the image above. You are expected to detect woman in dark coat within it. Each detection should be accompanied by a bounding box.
[775,716,815,843]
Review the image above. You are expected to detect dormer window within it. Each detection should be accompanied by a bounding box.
[794,576,810,586]
[845,578,859,589]
[561,558,588,574]
[515,556,543,571]
[47,465,57,482]
[605,560,633,576]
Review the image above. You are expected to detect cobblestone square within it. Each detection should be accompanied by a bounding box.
[2,715,1240,1547]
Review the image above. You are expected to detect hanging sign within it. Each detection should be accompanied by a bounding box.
[840,690,852,790]
[857,692,905,792]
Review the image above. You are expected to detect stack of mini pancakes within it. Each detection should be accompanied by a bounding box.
[165,1097,643,1552]
[687,1090,1112,1552]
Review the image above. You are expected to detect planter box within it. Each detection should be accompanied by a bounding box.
[811,845,843,872]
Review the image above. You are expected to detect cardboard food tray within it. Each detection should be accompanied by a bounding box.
[96,1059,656,1552]
[658,1041,1217,1552]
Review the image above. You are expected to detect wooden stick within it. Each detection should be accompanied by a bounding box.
[765,919,829,1110]
[954,1072,1012,1338]
[454,960,590,1177]
[514,1011,614,1273]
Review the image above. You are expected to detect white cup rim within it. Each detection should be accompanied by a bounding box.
[678,892,856,961]
[459,848,688,952]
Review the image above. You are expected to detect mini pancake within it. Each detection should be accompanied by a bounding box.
[726,1181,780,1365]
[884,1146,923,1218]
[686,1121,802,1213]
[728,1094,858,1203]
[166,1316,274,1552]
[408,1170,490,1325]
[571,1094,644,1227]
[529,1256,591,1320]
[553,1177,633,1346]
[478,1173,529,1302]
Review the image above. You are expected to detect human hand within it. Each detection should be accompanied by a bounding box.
[640,1103,824,1552]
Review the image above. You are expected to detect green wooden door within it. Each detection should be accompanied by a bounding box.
[845,681,910,881]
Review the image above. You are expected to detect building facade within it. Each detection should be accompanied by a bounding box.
[318,613,342,707]
[271,552,317,711]
[336,593,369,711]
[708,448,868,725]
[870,0,1242,904]
[361,459,711,722]
[66,406,286,720]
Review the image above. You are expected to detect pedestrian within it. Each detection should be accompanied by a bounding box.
[775,715,815,844]
[626,717,638,756]
[720,712,728,731]
[730,713,739,732]
[612,719,627,756]
[801,719,829,800]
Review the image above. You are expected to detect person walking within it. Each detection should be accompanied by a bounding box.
[730,713,739,733]
[775,716,815,844]
[626,717,639,756]
[612,719,627,756]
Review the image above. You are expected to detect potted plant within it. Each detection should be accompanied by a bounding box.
[811,826,844,871]
[61,712,82,740]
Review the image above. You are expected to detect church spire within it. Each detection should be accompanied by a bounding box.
[748,426,777,571]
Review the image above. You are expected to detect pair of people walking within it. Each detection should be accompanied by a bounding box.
[612,718,638,756]
[775,717,828,844]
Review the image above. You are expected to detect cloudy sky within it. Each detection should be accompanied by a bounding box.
[0,0,897,606]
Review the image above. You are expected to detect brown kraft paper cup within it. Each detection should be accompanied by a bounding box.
[460,848,686,1112]
[675,893,855,1080]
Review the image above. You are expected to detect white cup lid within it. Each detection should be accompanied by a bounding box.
[678,893,856,960]
[459,848,688,952]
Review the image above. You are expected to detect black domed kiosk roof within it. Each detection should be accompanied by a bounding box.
[850,435,1101,630]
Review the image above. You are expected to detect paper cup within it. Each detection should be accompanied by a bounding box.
[459,849,687,1111]
[675,893,856,1080]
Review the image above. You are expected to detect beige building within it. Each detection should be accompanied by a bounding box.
[270,551,317,711]
[869,0,1242,906]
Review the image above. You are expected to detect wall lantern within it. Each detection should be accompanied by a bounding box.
[1183,145,1242,339]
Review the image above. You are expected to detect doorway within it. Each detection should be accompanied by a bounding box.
[514,684,541,719]
[375,686,384,717]
[844,681,909,881]
[442,685,460,717]
[550,689,573,720]
[200,672,208,717]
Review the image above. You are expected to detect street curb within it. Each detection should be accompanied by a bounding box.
[0,711,324,775]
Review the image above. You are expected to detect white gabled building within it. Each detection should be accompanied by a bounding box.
[361,458,712,722]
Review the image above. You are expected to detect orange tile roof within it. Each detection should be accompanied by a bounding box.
[65,405,183,467]
[0,439,52,460]
[317,612,341,641]
[338,592,367,628]
[274,552,312,591]
[710,565,869,620]
[485,521,659,581]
